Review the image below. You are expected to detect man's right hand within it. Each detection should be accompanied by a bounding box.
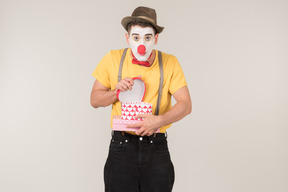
[90,77,136,108]
[115,77,134,92]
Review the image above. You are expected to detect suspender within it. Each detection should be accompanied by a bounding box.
[156,51,163,116]
[118,48,128,82]
[118,48,164,116]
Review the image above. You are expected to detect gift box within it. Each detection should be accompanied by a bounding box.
[112,77,159,132]
[117,77,152,121]
[112,116,142,132]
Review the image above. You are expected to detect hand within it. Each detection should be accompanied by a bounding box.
[126,114,163,136]
[115,77,134,92]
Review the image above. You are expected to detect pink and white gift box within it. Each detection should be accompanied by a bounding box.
[113,77,158,132]
[117,77,153,121]
[112,116,159,133]
[121,102,152,120]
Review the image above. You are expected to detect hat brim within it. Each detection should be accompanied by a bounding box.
[121,16,164,34]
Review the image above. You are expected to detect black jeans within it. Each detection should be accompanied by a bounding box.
[104,131,175,192]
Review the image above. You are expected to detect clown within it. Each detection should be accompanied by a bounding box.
[91,6,192,192]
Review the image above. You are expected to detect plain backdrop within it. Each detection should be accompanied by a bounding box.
[0,0,288,192]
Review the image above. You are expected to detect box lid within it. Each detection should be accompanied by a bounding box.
[117,77,146,103]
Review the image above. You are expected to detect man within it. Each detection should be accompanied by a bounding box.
[90,6,192,192]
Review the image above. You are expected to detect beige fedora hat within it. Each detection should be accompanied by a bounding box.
[121,6,164,34]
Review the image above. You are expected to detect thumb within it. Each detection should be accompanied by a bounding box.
[136,114,148,119]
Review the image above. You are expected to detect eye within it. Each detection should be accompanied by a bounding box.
[133,36,139,41]
[145,36,152,41]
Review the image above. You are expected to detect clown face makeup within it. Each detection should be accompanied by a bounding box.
[129,26,155,61]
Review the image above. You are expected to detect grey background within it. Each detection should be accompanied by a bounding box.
[1,0,287,191]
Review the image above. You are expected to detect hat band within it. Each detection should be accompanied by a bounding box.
[137,16,156,25]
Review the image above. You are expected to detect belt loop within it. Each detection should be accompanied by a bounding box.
[121,131,125,136]
[153,133,156,138]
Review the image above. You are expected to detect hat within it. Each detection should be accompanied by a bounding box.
[121,6,164,34]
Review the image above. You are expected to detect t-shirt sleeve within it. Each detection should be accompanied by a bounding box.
[168,56,188,95]
[92,51,112,88]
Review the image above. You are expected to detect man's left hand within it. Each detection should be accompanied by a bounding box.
[126,114,163,136]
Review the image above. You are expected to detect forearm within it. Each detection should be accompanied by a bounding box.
[126,86,192,136]
[159,101,191,127]
[90,89,118,108]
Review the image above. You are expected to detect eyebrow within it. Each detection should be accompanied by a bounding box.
[131,33,153,36]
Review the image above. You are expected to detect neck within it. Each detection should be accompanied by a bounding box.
[147,50,156,66]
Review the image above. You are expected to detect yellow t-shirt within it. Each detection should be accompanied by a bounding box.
[92,48,187,133]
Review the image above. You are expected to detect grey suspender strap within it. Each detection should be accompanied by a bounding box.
[155,51,163,115]
[118,48,163,116]
[118,48,128,82]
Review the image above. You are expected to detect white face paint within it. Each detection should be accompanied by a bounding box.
[129,26,155,61]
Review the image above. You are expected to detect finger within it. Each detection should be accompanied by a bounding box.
[124,77,134,86]
[126,122,142,128]
[141,131,150,137]
[120,80,134,91]
[135,127,146,135]
[118,84,128,91]
[121,80,133,90]
[120,79,133,90]
[136,114,149,119]
[116,83,124,91]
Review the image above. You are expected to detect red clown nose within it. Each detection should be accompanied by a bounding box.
[137,45,146,55]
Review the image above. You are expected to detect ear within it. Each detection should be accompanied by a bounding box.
[154,33,159,45]
[125,33,130,45]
